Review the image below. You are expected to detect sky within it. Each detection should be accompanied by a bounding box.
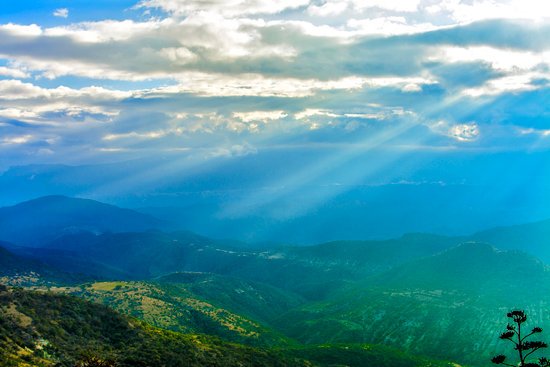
[0,1,550,240]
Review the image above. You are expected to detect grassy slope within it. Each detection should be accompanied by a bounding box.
[275,243,550,366]
[0,287,310,367]
[67,279,293,347]
[0,287,459,367]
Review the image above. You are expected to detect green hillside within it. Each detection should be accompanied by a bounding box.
[5,195,550,367]
[276,243,550,366]
[282,344,460,367]
[0,286,310,367]
[0,286,458,367]
[20,230,465,301]
[67,279,295,347]
[157,272,305,324]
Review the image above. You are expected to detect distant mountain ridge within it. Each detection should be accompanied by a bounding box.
[470,218,550,262]
[3,194,550,302]
[0,242,88,286]
[4,159,548,243]
[3,194,550,261]
[0,195,165,246]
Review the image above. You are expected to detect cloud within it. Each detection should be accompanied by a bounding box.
[430,0,550,23]
[233,110,288,123]
[53,8,69,18]
[461,73,548,97]
[0,79,132,101]
[0,23,42,37]
[307,1,348,17]
[0,79,131,126]
[208,143,258,158]
[0,108,39,120]
[139,73,436,98]
[103,131,168,141]
[136,0,310,17]
[518,128,550,137]
[435,46,549,72]
[346,16,437,36]
[0,66,29,78]
[1,135,33,145]
[448,122,480,142]
[1,0,550,167]
[351,0,421,13]
[429,121,480,142]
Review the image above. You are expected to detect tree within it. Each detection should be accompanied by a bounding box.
[492,310,550,367]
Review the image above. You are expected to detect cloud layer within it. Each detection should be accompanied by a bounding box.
[0,0,549,168]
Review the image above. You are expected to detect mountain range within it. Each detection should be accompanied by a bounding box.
[1,195,550,366]
[3,159,548,243]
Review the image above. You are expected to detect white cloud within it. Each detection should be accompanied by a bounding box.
[461,73,547,97]
[160,47,199,65]
[294,108,392,121]
[295,109,339,120]
[208,143,257,158]
[401,83,423,92]
[0,66,29,79]
[53,8,69,18]
[437,46,549,72]
[429,120,480,142]
[352,0,421,13]
[1,0,549,161]
[137,0,310,17]
[233,110,288,123]
[1,135,33,144]
[0,79,49,100]
[308,1,349,16]
[448,123,479,142]
[436,0,550,23]
[0,108,39,120]
[0,80,131,125]
[140,73,436,98]
[347,16,438,36]
[44,19,167,43]
[103,131,168,141]
[432,45,550,97]
[309,0,422,15]
[0,23,42,37]
[0,80,132,101]
[518,128,550,137]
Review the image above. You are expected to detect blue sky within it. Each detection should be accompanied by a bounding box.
[0,0,550,237]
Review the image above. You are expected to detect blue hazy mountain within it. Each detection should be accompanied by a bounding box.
[0,243,45,277]
[3,194,550,270]
[0,242,88,285]
[0,195,164,246]
[470,219,550,262]
[2,195,550,287]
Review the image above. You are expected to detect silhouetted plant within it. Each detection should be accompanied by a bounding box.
[492,310,549,367]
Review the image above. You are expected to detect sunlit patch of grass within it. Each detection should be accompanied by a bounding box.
[91,281,129,291]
